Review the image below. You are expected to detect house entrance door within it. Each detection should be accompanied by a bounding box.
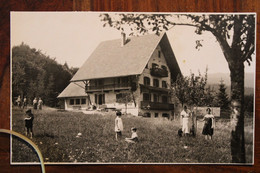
[98,94,103,105]
[95,94,105,105]
[97,94,105,105]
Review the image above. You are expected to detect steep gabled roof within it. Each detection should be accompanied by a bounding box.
[71,32,181,82]
[71,33,164,81]
[57,82,87,98]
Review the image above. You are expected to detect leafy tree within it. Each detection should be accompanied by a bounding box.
[187,70,208,106]
[172,69,209,107]
[28,80,37,104]
[12,56,26,98]
[36,71,46,99]
[12,43,74,107]
[217,80,230,111]
[117,92,133,114]
[100,13,255,162]
[63,62,69,71]
[71,67,79,75]
[45,75,56,107]
[171,74,189,107]
[203,86,217,107]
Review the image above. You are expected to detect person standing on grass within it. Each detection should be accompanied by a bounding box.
[181,105,191,136]
[33,97,38,110]
[201,108,215,140]
[24,109,34,139]
[23,96,27,109]
[115,111,123,141]
[38,98,43,110]
[16,95,21,108]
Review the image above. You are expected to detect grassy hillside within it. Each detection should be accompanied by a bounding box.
[11,107,253,163]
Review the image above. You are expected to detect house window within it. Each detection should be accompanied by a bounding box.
[117,77,129,85]
[144,77,150,86]
[116,93,123,102]
[162,95,168,103]
[81,98,86,104]
[76,99,80,105]
[152,63,159,69]
[144,112,151,117]
[96,79,104,86]
[99,94,105,105]
[162,113,169,118]
[155,113,159,118]
[154,94,158,102]
[95,94,105,105]
[143,93,151,101]
[95,94,97,104]
[103,94,105,104]
[162,81,167,88]
[153,79,159,87]
[69,99,74,105]
[161,65,167,71]
[94,79,104,87]
[121,77,128,84]
[158,50,161,58]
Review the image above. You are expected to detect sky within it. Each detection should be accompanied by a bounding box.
[11,12,255,76]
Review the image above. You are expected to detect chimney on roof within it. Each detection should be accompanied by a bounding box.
[121,32,126,47]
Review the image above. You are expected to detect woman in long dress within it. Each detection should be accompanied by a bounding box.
[181,106,190,136]
[33,98,38,110]
[38,98,43,110]
[202,108,215,140]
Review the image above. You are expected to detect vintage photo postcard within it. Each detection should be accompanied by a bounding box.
[11,12,256,164]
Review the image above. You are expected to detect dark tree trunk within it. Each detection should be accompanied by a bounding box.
[229,61,246,163]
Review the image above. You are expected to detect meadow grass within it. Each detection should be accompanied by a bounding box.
[11,107,253,163]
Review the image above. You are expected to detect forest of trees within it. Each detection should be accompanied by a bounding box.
[12,43,78,107]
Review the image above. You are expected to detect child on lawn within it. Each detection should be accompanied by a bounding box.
[125,127,138,143]
[24,109,34,139]
[115,111,123,141]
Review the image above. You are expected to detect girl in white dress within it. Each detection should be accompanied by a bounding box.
[115,111,123,140]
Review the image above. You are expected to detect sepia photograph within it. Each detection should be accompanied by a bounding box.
[11,12,255,164]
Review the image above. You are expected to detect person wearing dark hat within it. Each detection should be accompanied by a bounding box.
[24,109,34,139]
[125,127,138,143]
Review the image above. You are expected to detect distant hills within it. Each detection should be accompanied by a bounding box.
[207,72,254,96]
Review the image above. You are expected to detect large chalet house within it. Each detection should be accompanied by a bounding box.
[58,32,181,118]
